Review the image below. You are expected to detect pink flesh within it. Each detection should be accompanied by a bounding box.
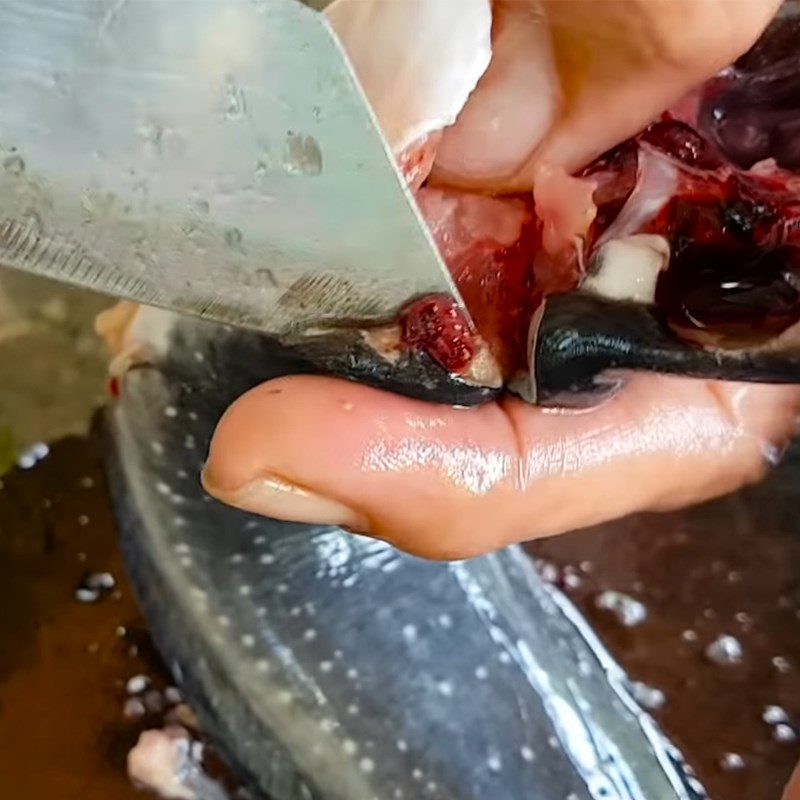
[403,96,800,372]
[414,187,539,374]
[128,728,195,800]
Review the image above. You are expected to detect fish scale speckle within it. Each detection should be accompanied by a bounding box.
[359,758,375,774]
[521,746,535,762]
[437,680,453,697]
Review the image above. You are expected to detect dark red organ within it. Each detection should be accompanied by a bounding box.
[398,23,800,377]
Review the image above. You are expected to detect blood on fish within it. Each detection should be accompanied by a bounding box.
[392,47,800,378]
[413,187,540,376]
[400,294,475,372]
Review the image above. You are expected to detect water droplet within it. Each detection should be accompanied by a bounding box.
[138,122,164,154]
[3,155,25,175]
[74,571,115,602]
[534,559,559,583]
[773,655,792,673]
[283,132,323,176]
[86,572,115,590]
[563,570,582,589]
[719,752,745,771]
[222,77,247,120]
[704,634,744,665]
[17,442,49,469]
[773,723,797,742]
[75,587,100,603]
[402,624,417,643]
[224,227,243,249]
[734,611,752,630]
[359,757,374,774]
[144,689,164,714]
[124,697,146,718]
[126,674,150,694]
[763,705,790,725]
[343,739,358,755]
[594,590,648,627]
[631,681,666,710]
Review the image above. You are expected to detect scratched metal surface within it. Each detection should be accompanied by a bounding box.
[0,0,460,335]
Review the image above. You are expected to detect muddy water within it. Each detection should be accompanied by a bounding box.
[2,427,800,799]
[0,429,178,799]
[528,462,800,800]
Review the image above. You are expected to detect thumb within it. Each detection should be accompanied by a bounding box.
[202,373,800,560]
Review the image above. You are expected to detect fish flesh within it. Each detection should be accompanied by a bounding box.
[326,0,800,401]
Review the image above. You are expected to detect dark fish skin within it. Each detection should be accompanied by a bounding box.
[104,314,703,800]
[263,327,498,407]
[532,293,800,408]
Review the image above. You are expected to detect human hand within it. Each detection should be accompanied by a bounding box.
[202,0,798,560]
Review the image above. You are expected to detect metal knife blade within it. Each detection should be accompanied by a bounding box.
[0,0,464,335]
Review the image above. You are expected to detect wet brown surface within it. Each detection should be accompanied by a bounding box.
[3,422,800,799]
[529,470,800,800]
[0,429,174,799]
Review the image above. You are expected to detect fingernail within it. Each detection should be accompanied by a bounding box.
[201,470,369,531]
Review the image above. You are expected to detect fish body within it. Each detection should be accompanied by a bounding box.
[105,312,704,800]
